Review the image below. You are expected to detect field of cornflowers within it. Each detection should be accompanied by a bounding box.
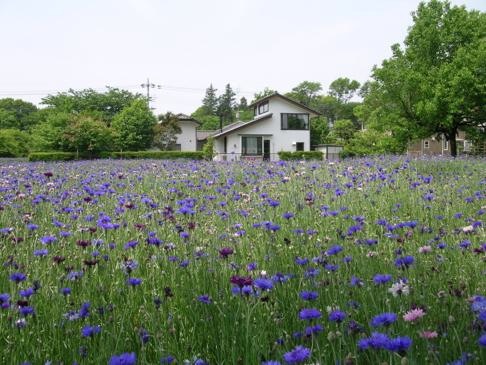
[0,157,485,365]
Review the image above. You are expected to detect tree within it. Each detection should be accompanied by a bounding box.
[62,115,113,156]
[238,97,248,110]
[42,87,143,125]
[310,116,331,147]
[285,81,322,107]
[361,0,486,156]
[153,112,182,150]
[342,129,405,157]
[0,98,38,130]
[30,110,72,151]
[0,129,31,157]
[329,78,361,103]
[111,99,156,151]
[252,87,276,102]
[217,84,236,124]
[329,119,358,143]
[202,84,218,115]
[191,106,220,130]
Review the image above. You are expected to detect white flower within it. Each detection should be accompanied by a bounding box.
[388,280,410,297]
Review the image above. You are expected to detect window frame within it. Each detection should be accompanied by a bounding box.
[281,113,310,130]
[423,140,430,149]
[296,142,305,151]
[258,101,269,115]
[241,136,263,156]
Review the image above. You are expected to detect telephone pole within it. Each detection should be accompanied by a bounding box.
[141,78,161,109]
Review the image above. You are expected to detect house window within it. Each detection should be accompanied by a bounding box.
[443,140,449,150]
[296,142,304,151]
[464,140,472,152]
[281,113,309,130]
[423,140,430,149]
[258,101,269,115]
[242,136,262,155]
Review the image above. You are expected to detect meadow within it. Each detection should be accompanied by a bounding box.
[0,156,484,365]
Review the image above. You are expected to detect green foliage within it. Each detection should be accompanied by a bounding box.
[217,84,236,124]
[310,116,331,147]
[108,151,204,159]
[111,99,156,151]
[341,129,405,158]
[252,87,276,103]
[202,84,218,115]
[0,129,31,157]
[28,151,77,161]
[329,119,358,143]
[277,151,323,160]
[0,98,38,130]
[285,81,322,107]
[62,115,113,155]
[41,87,143,125]
[329,77,360,103]
[202,136,215,160]
[361,0,486,156]
[153,112,182,150]
[191,106,221,130]
[29,110,72,152]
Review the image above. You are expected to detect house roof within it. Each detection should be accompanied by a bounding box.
[212,113,273,138]
[249,92,321,116]
[196,130,216,141]
[176,113,201,125]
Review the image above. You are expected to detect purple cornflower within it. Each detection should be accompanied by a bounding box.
[127,278,142,287]
[385,336,412,352]
[299,291,318,301]
[371,313,397,327]
[326,245,344,256]
[282,212,294,219]
[81,325,101,337]
[40,235,57,245]
[61,287,72,296]
[328,310,346,323]
[19,288,35,298]
[479,334,486,347]
[373,274,392,285]
[33,248,48,257]
[295,257,309,266]
[299,308,321,321]
[108,352,137,365]
[282,345,311,364]
[304,324,324,337]
[219,247,234,258]
[19,306,35,317]
[262,361,281,365]
[0,293,10,309]
[160,355,176,364]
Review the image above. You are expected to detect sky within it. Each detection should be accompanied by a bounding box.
[0,0,484,115]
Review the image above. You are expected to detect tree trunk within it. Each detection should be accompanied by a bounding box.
[448,131,457,157]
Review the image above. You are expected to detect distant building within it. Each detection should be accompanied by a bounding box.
[407,130,485,156]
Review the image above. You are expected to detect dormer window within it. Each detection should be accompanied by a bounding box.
[256,101,269,115]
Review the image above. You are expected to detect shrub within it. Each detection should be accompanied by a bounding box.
[28,152,77,161]
[108,151,205,160]
[202,137,215,160]
[278,151,323,160]
[0,129,31,157]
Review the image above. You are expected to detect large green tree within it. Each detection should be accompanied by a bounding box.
[329,78,360,103]
[111,99,156,151]
[361,0,486,156]
[0,129,31,157]
[63,115,113,156]
[30,110,72,151]
[285,81,322,107]
[42,87,143,125]
[153,112,182,150]
[0,98,38,130]
[202,84,218,115]
[217,84,236,124]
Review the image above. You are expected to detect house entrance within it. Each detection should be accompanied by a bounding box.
[263,140,270,161]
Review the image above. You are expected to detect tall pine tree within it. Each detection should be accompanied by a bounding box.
[202,84,218,115]
[217,84,236,124]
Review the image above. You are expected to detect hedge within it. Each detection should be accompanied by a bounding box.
[278,151,323,160]
[28,151,205,161]
[108,151,204,159]
[29,152,77,161]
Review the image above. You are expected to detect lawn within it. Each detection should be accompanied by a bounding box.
[0,156,484,364]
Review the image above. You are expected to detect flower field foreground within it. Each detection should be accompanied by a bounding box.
[0,157,484,364]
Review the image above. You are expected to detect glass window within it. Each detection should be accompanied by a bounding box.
[423,140,430,149]
[258,101,269,115]
[443,140,449,150]
[281,114,309,130]
[296,142,304,151]
[242,136,262,155]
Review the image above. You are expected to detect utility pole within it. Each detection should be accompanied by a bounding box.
[140,78,161,109]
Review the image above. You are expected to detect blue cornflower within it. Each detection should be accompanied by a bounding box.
[254,278,274,291]
[19,288,35,298]
[385,336,412,352]
[19,306,35,317]
[282,212,294,219]
[262,361,281,365]
[81,325,101,337]
[40,235,57,245]
[197,295,212,304]
[127,278,142,287]
[326,245,344,256]
[61,287,72,296]
[160,355,175,364]
[10,272,26,283]
[328,310,346,323]
[373,274,392,285]
[33,248,48,257]
[394,256,415,269]
[295,257,308,266]
[299,291,318,301]
[371,313,397,327]
[283,345,311,364]
[109,352,136,365]
[27,224,38,231]
[479,334,486,347]
[299,308,321,321]
[304,324,324,337]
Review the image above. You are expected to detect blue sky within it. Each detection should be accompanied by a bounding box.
[0,0,484,114]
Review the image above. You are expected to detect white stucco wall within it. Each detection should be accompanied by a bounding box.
[214,96,314,161]
[176,121,198,151]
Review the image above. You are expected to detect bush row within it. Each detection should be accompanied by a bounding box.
[277,151,323,160]
[28,151,205,161]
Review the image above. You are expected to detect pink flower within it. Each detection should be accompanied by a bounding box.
[418,245,432,254]
[403,308,425,322]
[419,330,438,339]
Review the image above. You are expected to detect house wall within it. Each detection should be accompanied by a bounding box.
[214,97,313,161]
[176,121,198,151]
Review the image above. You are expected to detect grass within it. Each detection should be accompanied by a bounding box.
[0,156,484,364]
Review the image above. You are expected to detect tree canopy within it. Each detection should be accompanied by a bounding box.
[360,0,486,156]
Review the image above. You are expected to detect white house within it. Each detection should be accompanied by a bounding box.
[210,93,320,161]
[173,113,200,151]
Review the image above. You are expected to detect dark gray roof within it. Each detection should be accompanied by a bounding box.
[249,92,321,116]
[212,113,273,138]
[176,113,201,125]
